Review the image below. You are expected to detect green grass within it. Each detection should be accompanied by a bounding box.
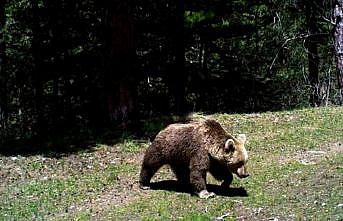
[0,163,136,220]
[0,107,342,220]
[121,139,145,153]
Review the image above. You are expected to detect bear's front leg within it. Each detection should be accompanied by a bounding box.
[190,156,215,199]
[190,169,215,199]
[221,172,233,189]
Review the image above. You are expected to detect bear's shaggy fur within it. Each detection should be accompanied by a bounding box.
[139,119,249,198]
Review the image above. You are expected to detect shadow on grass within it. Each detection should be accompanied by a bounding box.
[0,114,191,158]
[149,180,248,197]
[0,138,97,158]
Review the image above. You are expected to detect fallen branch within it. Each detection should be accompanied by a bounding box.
[216,212,231,220]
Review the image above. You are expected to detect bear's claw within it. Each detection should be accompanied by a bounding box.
[139,184,150,190]
[198,190,216,199]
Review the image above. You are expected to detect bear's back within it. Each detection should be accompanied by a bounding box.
[193,119,229,152]
[152,122,200,163]
[150,119,228,163]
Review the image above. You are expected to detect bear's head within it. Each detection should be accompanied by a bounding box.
[219,134,249,178]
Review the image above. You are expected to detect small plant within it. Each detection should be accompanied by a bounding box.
[122,138,142,153]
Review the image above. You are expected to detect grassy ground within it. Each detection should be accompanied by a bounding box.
[0,107,342,220]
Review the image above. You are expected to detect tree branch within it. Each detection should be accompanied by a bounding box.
[269,33,329,71]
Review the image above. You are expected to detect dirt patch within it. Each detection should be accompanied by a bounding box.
[66,175,143,219]
[279,142,342,165]
[233,202,295,221]
[41,147,148,220]
[89,152,146,219]
[329,142,343,153]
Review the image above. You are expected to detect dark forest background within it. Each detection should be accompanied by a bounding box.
[0,0,342,147]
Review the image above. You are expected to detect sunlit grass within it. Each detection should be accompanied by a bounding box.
[0,107,342,220]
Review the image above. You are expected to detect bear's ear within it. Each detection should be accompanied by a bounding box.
[224,139,235,152]
[237,134,246,143]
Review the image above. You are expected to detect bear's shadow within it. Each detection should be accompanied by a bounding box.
[149,180,248,197]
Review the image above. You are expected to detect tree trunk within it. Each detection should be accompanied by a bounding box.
[167,0,186,114]
[31,1,45,139]
[105,0,136,127]
[0,0,7,132]
[197,35,210,111]
[334,0,343,104]
[305,1,321,107]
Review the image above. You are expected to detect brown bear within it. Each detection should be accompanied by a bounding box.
[139,119,249,198]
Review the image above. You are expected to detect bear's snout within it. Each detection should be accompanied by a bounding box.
[236,165,250,178]
[238,172,250,178]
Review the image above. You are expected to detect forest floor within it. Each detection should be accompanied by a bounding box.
[0,107,342,220]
